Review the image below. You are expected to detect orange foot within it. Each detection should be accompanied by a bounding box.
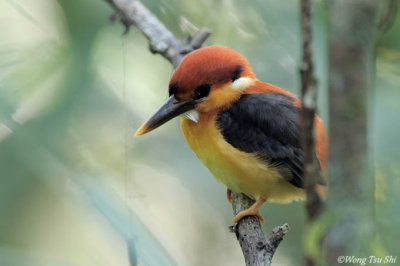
[226,188,232,204]
[232,198,266,225]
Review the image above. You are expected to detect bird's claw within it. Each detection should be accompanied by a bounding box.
[226,188,232,204]
[232,210,265,226]
[231,198,266,226]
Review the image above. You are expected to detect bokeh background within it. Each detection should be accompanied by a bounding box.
[0,0,399,265]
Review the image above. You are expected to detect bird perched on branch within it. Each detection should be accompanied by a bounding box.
[135,45,327,225]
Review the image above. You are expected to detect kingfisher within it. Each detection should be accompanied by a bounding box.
[135,45,328,225]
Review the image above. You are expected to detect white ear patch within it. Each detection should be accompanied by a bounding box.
[232,77,254,91]
[182,110,200,123]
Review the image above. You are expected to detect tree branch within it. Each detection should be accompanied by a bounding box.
[103,0,289,264]
[230,193,289,266]
[300,0,323,222]
[299,1,324,265]
[105,0,211,68]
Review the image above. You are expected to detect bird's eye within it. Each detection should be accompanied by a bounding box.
[232,64,243,81]
[169,82,179,96]
[193,83,211,100]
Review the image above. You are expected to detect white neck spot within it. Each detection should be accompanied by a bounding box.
[232,77,254,91]
[182,110,199,123]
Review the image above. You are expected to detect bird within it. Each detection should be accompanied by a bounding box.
[135,45,328,225]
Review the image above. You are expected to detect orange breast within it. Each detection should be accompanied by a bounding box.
[180,113,306,203]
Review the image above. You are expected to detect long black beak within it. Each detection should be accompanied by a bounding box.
[135,95,195,136]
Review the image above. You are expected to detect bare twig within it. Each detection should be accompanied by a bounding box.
[299,1,324,265]
[103,0,289,264]
[105,0,211,67]
[300,0,323,222]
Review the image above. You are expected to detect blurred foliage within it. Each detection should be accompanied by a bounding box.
[374,1,400,258]
[0,0,399,265]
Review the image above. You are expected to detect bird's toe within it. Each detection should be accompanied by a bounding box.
[232,210,265,226]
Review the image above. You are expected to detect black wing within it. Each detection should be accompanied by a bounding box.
[216,93,305,188]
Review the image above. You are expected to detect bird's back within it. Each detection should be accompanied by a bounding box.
[246,80,328,173]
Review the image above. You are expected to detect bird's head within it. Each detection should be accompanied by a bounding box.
[135,45,255,136]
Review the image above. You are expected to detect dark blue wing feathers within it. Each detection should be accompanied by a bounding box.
[216,93,305,188]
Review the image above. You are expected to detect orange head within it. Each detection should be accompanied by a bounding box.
[135,45,256,136]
